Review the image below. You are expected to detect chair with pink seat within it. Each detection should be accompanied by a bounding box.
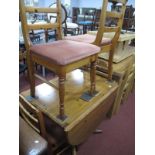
[65,0,127,80]
[19,0,100,121]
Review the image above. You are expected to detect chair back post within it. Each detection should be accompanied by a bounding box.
[111,1,127,47]
[94,0,108,46]
[56,0,63,40]
[19,0,32,51]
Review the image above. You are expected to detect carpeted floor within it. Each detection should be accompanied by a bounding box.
[19,70,135,155]
[77,92,135,155]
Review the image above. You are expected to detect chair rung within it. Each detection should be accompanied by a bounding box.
[104,26,119,32]
[34,74,58,90]
[25,7,58,13]
[28,23,59,30]
[106,11,122,18]
[96,70,108,79]
[108,0,127,5]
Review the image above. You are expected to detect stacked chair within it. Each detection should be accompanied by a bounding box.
[65,0,127,80]
[20,0,100,121]
[19,94,69,154]
[19,116,48,155]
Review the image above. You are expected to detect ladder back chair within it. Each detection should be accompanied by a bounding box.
[19,94,68,154]
[19,0,100,120]
[19,116,48,155]
[65,0,127,80]
[19,94,46,138]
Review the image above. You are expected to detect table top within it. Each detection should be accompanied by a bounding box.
[21,69,118,132]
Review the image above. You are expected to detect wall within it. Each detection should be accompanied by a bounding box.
[71,0,80,7]
[127,0,135,7]
[79,0,103,9]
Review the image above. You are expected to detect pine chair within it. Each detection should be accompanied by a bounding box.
[19,0,100,120]
[19,116,48,155]
[19,94,68,154]
[65,0,127,80]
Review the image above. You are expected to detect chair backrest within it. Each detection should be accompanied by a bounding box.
[19,94,46,139]
[94,0,127,47]
[19,0,62,50]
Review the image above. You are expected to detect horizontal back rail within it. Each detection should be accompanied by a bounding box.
[19,94,40,133]
[21,113,40,133]
[104,26,119,32]
[19,94,38,113]
[28,23,59,30]
[25,7,58,13]
[19,103,38,123]
[106,11,122,18]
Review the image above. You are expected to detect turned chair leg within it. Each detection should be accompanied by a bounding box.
[90,60,97,96]
[58,73,67,120]
[27,55,35,97]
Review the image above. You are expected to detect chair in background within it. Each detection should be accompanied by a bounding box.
[93,9,101,30]
[77,8,96,34]
[72,7,80,23]
[123,5,135,31]
[19,0,100,120]
[19,94,68,154]
[111,4,135,31]
[48,3,79,36]
[65,0,127,80]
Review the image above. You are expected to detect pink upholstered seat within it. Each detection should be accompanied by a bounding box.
[30,40,100,66]
[64,34,112,46]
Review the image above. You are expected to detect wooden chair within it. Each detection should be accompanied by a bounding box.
[72,7,80,23]
[19,116,48,155]
[78,8,96,34]
[123,5,135,31]
[94,9,101,30]
[65,0,127,80]
[19,0,100,120]
[48,3,79,36]
[19,94,68,154]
